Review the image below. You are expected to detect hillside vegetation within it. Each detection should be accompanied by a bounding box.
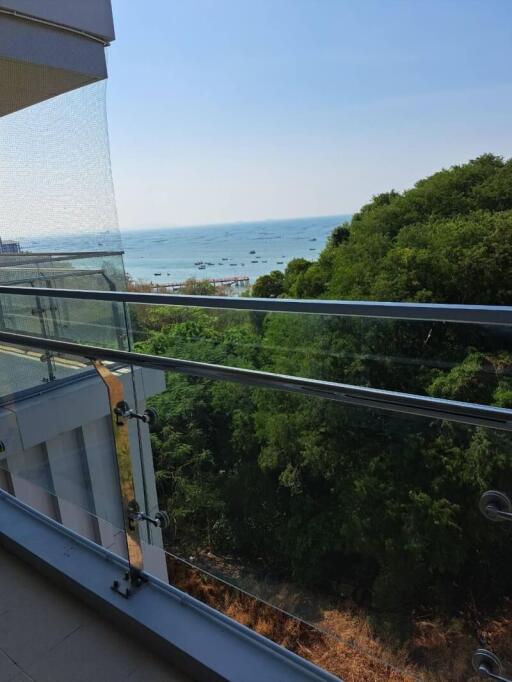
[133,155,512,679]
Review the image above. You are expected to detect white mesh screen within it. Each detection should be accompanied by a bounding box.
[0,77,121,254]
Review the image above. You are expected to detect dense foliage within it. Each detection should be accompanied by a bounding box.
[135,155,512,635]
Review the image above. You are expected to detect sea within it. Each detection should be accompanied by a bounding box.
[121,215,349,284]
[22,215,350,285]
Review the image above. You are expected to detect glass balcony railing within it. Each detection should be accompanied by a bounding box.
[0,284,511,681]
[0,252,128,395]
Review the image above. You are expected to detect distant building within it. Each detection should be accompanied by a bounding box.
[0,237,22,254]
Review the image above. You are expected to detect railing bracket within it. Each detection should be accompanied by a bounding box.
[472,648,511,681]
[479,490,512,523]
[114,400,158,427]
[111,569,147,598]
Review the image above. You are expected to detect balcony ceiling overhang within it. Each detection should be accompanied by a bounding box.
[0,0,114,116]
[0,0,115,43]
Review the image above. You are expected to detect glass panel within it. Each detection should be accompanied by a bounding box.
[0,252,128,350]
[0,337,168,588]
[0,341,53,393]
[129,304,512,408]
[0,252,126,290]
[0,297,129,400]
[0,353,126,531]
[140,375,512,681]
[2,288,511,409]
[1,289,512,677]
[0,456,128,562]
[138,535,418,682]
[38,294,128,349]
[0,290,41,336]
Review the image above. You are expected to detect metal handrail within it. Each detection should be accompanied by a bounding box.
[1,330,511,431]
[1,286,512,324]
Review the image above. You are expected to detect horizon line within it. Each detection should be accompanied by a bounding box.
[119,212,353,233]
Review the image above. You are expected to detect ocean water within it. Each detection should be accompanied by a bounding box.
[20,214,350,285]
[121,215,349,284]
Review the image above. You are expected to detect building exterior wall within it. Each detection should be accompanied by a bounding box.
[0,239,21,254]
[0,366,168,581]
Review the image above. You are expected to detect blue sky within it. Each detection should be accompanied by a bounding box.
[108,0,512,229]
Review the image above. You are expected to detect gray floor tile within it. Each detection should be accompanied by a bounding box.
[0,649,23,682]
[0,595,89,671]
[26,622,136,682]
[0,550,190,682]
[125,650,190,682]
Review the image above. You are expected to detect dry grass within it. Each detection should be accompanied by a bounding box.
[167,555,512,681]
[167,556,419,681]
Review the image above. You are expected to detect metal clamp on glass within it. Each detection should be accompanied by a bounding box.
[479,490,512,522]
[114,400,158,426]
[473,649,511,681]
[130,510,170,530]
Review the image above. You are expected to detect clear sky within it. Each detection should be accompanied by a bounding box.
[107,0,512,230]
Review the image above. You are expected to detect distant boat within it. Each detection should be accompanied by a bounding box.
[154,272,161,276]
[194,261,203,265]
[251,260,258,263]
[249,250,256,254]
[309,248,316,251]
[309,238,317,242]
[222,257,229,261]
[277,261,284,264]
[198,265,206,270]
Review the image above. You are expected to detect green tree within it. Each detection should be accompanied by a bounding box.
[139,154,512,637]
[252,270,285,298]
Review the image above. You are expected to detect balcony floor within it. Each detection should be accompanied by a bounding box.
[0,547,189,682]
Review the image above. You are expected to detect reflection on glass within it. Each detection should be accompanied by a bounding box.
[129,303,512,408]
[138,535,420,682]
[0,346,130,560]
[0,460,128,561]
[0,283,511,678]
[141,375,512,681]
[0,339,168,590]
[0,252,129,396]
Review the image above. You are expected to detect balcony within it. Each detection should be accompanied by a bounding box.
[0,283,511,680]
